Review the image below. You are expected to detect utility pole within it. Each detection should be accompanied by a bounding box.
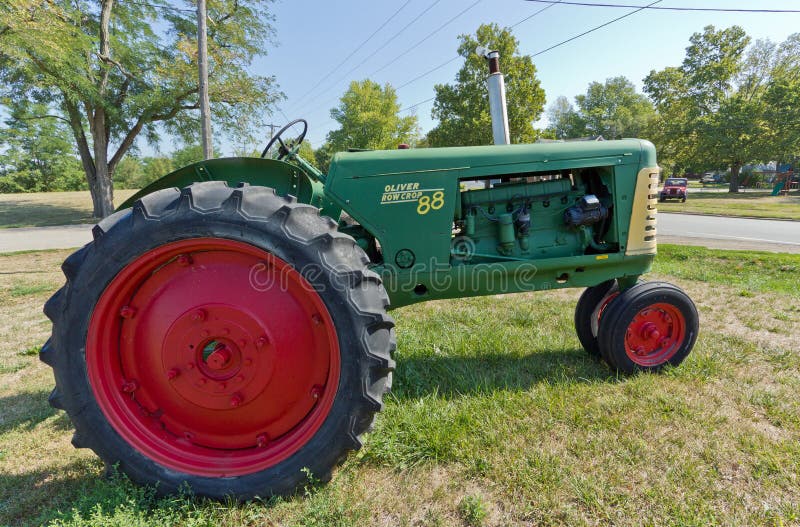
[197,0,213,159]
[266,123,280,141]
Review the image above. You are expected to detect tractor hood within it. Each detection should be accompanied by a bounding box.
[327,139,657,181]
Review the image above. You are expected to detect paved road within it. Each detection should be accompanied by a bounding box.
[0,213,798,253]
[0,224,94,253]
[659,213,800,253]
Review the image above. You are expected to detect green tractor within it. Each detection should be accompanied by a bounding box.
[41,119,699,498]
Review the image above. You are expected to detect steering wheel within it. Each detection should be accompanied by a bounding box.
[260,119,308,160]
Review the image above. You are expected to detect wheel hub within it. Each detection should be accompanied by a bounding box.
[624,303,686,367]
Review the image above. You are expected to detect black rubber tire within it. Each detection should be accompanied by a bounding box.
[41,181,395,499]
[597,281,698,374]
[574,280,617,358]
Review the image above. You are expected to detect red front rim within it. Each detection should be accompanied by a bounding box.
[623,303,686,367]
[86,238,340,477]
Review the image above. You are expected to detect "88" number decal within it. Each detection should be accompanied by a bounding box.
[417,191,444,215]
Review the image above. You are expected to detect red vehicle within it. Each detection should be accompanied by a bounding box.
[660,177,688,202]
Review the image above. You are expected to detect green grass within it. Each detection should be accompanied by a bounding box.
[658,190,800,220]
[654,244,800,298]
[0,190,138,228]
[1,246,799,526]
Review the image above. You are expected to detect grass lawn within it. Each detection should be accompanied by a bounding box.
[1,245,799,526]
[659,190,800,220]
[0,190,138,229]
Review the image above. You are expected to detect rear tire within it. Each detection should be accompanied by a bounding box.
[597,281,698,374]
[41,182,395,499]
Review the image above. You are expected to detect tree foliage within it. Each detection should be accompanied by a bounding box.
[643,26,800,190]
[326,80,418,152]
[546,77,653,140]
[0,104,85,192]
[427,23,546,147]
[0,0,282,216]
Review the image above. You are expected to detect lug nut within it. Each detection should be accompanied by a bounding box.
[635,346,647,356]
[256,434,268,448]
[121,380,138,393]
[244,358,253,366]
[238,339,247,347]
[235,375,245,383]
[167,368,180,380]
[191,309,206,322]
[311,385,323,399]
[311,313,323,326]
[176,254,193,266]
[256,336,269,348]
[186,362,194,370]
[230,394,243,407]
[119,306,137,319]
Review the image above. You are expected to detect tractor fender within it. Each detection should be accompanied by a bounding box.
[117,157,341,219]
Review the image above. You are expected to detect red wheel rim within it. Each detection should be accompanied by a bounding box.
[86,238,340,477]
[623,303,686,367]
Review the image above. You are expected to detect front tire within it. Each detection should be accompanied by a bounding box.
[41,182,395,499]
[597,282,698,374]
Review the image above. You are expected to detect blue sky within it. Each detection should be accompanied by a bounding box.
[245,0,800,151]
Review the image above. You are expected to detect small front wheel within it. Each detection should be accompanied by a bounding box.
[597,282,699,374]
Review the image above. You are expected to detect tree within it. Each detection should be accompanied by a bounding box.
[0,104,85,192]
[325,80,418,152]
[0,1,282,217]
[643,26,777,192]
[763,34,800,166]
[546,78,653,140]
[427,23,545,147]
[575,77,654,139]
[546,96,584,139]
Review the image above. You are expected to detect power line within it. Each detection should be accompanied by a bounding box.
[524,0,800,14]
[369,0,484,77]
[395,56,460,91]
[289,0,413,110]
[302,0,566,144]
[298,0,548,118]
[532,0,661,56]
[399,97,436,113]
[304,0,480,112]
[391,0,564,91]
[511,0,565,27]
[287,0,444,112]
[372,0,659,134]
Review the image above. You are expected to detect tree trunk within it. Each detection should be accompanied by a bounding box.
[729,163,741,193]
[90,109,115,217]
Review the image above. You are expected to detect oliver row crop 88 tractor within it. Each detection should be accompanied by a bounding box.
[41,55,699,499]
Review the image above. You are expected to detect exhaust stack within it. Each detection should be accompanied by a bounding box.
[479,48,510,145]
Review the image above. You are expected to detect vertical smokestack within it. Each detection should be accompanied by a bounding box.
[480,48,510,145]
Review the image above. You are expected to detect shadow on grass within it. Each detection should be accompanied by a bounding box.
[0,389,59,435]
[0,459,102,527]
[0,199,94,229]
[392,347,612,401]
